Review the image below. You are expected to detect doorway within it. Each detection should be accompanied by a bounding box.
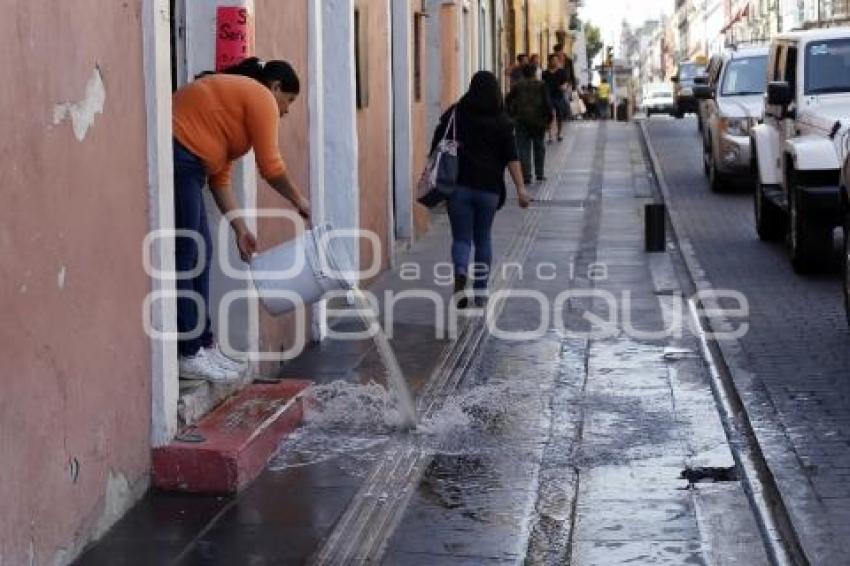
[144,0,180,446]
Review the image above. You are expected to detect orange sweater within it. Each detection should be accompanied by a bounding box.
[173,74,287,189]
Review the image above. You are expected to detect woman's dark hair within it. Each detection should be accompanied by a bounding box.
[222,57,300,94]
[458,71,504,115]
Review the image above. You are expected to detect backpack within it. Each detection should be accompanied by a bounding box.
[508,81,548,130]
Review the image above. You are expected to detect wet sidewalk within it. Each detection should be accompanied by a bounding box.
[77,122,770,565]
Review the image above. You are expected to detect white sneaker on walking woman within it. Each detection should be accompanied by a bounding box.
[179,349,240,383]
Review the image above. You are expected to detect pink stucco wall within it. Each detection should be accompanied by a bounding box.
[0,2,152,563]
[357,0,392,284]
[253,0,312,366]
[441,3,462,110]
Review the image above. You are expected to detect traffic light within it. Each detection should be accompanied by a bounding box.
[605,46,614,68]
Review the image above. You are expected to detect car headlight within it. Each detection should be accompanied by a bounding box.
[680,87,694,96]
[721,117,751,137]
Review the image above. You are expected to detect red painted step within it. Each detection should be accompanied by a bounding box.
[152,379,312,493]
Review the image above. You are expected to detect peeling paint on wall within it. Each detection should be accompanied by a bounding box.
[53,67,106,142]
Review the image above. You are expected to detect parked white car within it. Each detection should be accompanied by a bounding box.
[695,45,769,192]
[642,83,676,117]
[750,28,850,278]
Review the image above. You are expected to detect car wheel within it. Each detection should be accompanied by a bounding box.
[702,136,711,177]
[708,152,725,193]
[788,169,832,273]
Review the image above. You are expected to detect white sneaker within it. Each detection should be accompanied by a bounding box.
[205,344,248,374]
[179,349,240,383]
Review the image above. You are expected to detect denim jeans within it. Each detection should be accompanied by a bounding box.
[173,141,214,357]
[447,186,500,292]
[516,125,546,181]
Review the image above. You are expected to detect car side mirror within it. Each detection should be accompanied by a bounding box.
[693,85,714,100]
[767,81,793,106]
[670,76,679,83]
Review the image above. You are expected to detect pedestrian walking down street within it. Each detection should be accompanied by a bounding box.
[529,53,543,80]
[581,86,598,120]
[172,57,311,382]
[430,71,531,308]
[507,64,554,184]
[597,77,612,120]
[553,43,578,116]
[508,54,529,88]
[542,54,570,142]
[552,43,577,83]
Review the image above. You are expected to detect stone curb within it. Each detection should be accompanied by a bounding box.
[637,119,845,566]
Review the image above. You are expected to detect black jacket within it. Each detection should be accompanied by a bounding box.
[506,79,554,132]
[430,104,518,208]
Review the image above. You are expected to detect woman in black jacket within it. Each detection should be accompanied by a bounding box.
[430,71,531,308]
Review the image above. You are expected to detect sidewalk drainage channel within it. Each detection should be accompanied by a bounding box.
[525,123,608,566]
[637,120,808,566]
[530,199,585,209]
[311,132,581,566]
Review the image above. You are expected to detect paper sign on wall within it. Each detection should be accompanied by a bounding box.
[216,7,253,72]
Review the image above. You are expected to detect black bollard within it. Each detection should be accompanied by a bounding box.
[645,203,666,253]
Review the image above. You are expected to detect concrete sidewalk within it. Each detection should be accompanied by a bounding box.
[77,122,770,566]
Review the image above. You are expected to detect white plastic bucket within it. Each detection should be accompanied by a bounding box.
[250,224,356,316]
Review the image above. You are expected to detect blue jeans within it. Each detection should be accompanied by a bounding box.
[173,141,214,357]
[516,125,546,181]
[447,186,500,291]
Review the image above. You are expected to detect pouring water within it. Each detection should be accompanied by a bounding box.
[350,289,419,429]
[251,224,418,429]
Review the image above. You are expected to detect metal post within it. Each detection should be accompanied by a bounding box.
[645,203,667,252]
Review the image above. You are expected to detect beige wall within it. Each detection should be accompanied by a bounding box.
[508,0,570,60]
[253,0,312,366]
[0,2,152,563]
[357,0,392,283]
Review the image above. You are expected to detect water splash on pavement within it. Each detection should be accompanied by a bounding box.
[269,378,543,474]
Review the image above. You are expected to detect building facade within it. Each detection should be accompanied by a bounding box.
[0,0,577,563]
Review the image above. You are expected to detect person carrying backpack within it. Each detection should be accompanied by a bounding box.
[507,65,554,183]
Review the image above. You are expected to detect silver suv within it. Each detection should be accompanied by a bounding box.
[695,46,769,192]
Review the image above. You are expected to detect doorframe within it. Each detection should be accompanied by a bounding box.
[143,0,179,447]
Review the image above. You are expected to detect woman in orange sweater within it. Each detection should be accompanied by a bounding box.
[172,57,310,382]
